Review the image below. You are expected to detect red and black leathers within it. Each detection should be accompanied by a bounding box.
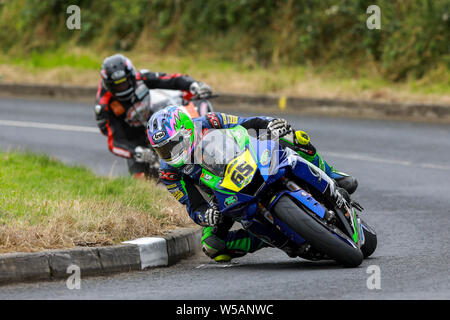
[94,70,197,172]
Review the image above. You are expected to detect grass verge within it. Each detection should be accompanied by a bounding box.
[0,48,449,105]
[0,150,193,254]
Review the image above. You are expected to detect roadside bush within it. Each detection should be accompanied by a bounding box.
[0,0,448,82]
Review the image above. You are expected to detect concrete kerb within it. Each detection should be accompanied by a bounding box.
[0,227,202,285]
[0,83,449,122]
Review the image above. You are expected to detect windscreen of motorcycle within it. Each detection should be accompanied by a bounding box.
[197,129,244,177]
[149,89,183,113]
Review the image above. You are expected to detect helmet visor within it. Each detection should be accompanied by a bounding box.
[113,80,131,94]
[104,75,134,100]
[153,130,191,164]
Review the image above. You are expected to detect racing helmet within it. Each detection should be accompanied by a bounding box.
[147,106,196,168]
[100,54,136,101]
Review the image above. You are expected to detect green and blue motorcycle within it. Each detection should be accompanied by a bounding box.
[196,125,377,267]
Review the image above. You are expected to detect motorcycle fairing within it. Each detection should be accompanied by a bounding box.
[203,128,329,221]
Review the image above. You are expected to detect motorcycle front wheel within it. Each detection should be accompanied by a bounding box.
[273,195,363,268]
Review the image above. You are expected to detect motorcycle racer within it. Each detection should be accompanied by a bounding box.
[94,53,212,177]
[148,106,358,262]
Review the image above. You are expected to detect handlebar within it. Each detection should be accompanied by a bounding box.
[191,93,219,101]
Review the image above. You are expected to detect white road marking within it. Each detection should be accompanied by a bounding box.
[323,151,450,171]
[196,264,236,269]
[0,119,98,133]
[1,119,449,172]
[420,163,450,171]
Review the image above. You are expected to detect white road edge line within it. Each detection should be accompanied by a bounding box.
[323,151,450,171]
[2,119,449,172]
[0,119,98,133]
[196,264,235,269]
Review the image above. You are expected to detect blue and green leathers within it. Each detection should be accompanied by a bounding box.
[156,112,357,260]
[280,130,358,194]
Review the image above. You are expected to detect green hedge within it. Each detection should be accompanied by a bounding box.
[0,0,449,81]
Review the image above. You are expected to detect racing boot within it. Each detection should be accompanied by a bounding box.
[201,227,233,262]
[201,223,267,263]
[280,130,358,194]
[202,219,317,261]
[313,153,358,195]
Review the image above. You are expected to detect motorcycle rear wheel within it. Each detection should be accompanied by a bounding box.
[360,219,377,258]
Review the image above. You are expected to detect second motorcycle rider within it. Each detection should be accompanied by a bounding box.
[94,54,212,177]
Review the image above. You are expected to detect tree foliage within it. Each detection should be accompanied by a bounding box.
[0,0,448,81]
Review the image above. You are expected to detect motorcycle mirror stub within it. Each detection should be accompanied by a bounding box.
[135,84,149,100]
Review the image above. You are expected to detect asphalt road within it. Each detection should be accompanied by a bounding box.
[1,96,449,299]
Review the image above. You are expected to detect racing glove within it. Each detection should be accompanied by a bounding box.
[201,205,221,227]
[134,146,155,163]
[267,118,292,138]
[189,81,212,99]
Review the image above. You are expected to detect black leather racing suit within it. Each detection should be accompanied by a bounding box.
[94,70,196,175]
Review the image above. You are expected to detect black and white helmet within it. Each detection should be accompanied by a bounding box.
[100,54,136,101]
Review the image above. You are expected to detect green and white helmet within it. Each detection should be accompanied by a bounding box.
[147,106,196,168]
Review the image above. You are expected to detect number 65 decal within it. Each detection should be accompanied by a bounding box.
[231,162,254,186]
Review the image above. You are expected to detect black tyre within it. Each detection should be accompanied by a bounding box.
[273,196,363,267]
[360,220,377,258]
